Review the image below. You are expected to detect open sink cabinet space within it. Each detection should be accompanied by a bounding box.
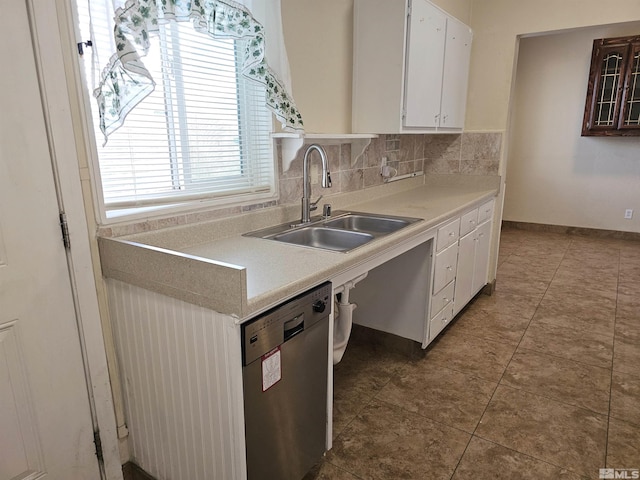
[98,176,499,480]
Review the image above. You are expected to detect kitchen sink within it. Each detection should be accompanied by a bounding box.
[323,214,411,234]
[272,227,374,252]
[245,211,422,252]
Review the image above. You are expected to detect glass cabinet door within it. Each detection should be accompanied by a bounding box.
[582,35,640,136]
[592,45,625,128]
[619,43,640,129]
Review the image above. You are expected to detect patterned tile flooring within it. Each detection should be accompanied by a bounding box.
[305,226,640,480]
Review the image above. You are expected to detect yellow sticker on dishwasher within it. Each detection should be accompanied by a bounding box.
[262,346,281,392]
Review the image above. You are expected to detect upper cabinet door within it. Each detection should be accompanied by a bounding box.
[619,42,640,131]
[440,17,472,129]
[403,0,446,128]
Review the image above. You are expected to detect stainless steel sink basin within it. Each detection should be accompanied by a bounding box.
[244,210,422,252]
[272,227,374,252]
[323,214,411,234]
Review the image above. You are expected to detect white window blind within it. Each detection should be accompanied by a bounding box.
[76,0,275,216]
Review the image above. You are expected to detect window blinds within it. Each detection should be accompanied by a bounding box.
[76,1,275,212]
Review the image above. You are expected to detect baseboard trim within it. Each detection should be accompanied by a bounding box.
[122,462,157,480]
[502,220,640,241]
[481,280,496,296]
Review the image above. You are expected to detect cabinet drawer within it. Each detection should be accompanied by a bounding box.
[431,280,455,319]
[433,242,458,293]
[460,208,479,237]
[477,199,495,224]
[436,218,460,252]
[428,303,454,343]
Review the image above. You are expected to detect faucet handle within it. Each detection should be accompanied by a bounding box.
[323,204,332,218]
[309,195,323,211]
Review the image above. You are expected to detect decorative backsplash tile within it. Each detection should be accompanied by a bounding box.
[101,132,502,237]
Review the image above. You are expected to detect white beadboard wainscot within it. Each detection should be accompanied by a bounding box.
[107,279,246,480]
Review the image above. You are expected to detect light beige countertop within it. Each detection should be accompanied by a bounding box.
[98,175,500,321]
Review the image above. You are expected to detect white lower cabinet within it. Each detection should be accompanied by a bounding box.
[454,203,494,315]
[426,198,495,344]
[455,228,476,312]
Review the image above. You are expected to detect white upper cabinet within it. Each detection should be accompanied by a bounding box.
[352,0,472,133]
[403,1,446,128]
[439,15,472,128]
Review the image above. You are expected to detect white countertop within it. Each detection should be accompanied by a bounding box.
[98,176,500,320]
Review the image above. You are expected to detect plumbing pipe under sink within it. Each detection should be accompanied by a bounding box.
[333,272,368,364]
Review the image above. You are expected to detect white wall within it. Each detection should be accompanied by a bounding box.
[466,0,640,131]
[503,24,640,233]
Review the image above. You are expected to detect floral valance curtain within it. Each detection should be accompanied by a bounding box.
[94,0,304,140]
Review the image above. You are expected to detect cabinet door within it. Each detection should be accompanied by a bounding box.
[440,16,472,129]
[454,230,475,314]
[619,42,640,131]
[403,0,446,128]
[472,220,492,294]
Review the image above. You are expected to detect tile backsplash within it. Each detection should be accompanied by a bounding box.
[101,132,501,237]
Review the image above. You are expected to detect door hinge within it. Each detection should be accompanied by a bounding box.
[59,212,70,249]
[94,429,104,464]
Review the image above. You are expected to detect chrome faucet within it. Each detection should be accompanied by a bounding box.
[301,144,332,224]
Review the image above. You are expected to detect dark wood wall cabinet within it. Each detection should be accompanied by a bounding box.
[582,35,640,136]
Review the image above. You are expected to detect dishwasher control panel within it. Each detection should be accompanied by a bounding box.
[242,282,331,365]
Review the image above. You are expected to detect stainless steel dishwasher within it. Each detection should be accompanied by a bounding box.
[242,282,331,480]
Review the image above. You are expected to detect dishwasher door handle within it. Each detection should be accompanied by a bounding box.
[284,315,304,341]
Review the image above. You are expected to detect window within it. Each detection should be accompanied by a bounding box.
[76,1,276,219]
[582,35,640,136]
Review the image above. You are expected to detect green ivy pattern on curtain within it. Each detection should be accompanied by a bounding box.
[95,0,304,140]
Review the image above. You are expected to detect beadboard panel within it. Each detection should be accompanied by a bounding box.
[107,279,246,480]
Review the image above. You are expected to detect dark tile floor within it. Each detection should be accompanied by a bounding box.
[305,226,640,480]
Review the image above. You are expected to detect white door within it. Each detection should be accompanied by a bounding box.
[440,16,472,129]
[454,230,476,314]
[0,1,102,479]
[472,220,493,293]
[403,0,446,128]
